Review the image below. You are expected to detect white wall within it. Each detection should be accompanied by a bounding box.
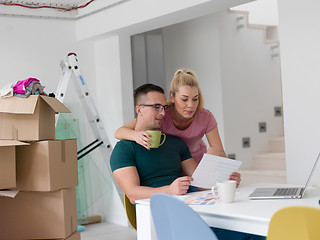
[278,0,320,185]
[0,17,76,92]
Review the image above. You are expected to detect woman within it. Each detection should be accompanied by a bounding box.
[115,68,240,186]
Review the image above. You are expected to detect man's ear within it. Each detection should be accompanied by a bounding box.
[135,105,142,116]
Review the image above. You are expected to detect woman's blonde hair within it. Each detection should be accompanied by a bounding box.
[169,68,204,110]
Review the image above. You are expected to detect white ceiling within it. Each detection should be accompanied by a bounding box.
[0,0,123,19]
[0,0,92,9]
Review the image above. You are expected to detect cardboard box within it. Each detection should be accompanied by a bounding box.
[0,95,70,141]
[0,187,77,240]
[65,231,81,240]
[16,139,78,191]
[0,140,28,190]
[58,231,81,240]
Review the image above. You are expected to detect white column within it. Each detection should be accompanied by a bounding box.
[278,0,320,185]
[93,34,134,225]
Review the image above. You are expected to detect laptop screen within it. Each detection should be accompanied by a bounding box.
[301,152,320,196]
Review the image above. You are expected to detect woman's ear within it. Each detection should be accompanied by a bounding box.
[169,93,175,103]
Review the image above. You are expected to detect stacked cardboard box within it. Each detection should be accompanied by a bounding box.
[0,95,80,240]
[0,140,29,190]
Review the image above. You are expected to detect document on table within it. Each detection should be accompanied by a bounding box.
[176,190,218,205]
[191,154,242,189]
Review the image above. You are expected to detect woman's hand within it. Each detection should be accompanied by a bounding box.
[205,127,227,158]
[206,146,226,157]
[229,172,241,188]
[133,130,151,150]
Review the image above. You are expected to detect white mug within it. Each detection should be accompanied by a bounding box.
[212,180,236,203]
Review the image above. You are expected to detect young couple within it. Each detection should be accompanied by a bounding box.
[110,69,265,240]
[115,68,240,185]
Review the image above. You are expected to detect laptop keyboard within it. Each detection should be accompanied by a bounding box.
[273,188,298,196]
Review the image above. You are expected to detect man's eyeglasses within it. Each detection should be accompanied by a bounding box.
[139,104,169,112]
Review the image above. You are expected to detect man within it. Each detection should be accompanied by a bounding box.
[110,83,197,204]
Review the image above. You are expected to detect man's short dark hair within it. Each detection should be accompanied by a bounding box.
[133,83,165,106]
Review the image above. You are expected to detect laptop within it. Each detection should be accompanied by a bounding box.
[249,152,320,200]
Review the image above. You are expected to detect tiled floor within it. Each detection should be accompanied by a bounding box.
[80,222,137,240]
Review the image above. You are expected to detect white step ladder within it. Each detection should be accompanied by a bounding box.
[55,53,124,204]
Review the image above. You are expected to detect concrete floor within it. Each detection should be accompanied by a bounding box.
[80,222,137,240]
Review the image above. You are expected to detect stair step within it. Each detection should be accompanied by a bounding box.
[227,9,279,44]
[269,136,285,153]
[266,26,278,41]
[239,169,287,185]
[253,152,286,170]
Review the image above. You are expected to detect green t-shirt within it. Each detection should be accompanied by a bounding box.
[110,135,192,188]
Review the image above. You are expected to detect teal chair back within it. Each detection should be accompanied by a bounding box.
[150,193,218,240]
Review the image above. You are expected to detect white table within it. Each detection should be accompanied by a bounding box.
[135,183,320,240]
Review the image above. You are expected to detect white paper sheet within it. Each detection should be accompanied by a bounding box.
[191,154,242,189]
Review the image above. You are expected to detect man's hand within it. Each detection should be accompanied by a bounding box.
[229,172,241,188]
[169,176,193,195]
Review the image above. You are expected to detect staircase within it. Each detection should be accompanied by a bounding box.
[228,9,279,44]
[228,9,280,58]
[239,137,287,185]
[226,9,285,185]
